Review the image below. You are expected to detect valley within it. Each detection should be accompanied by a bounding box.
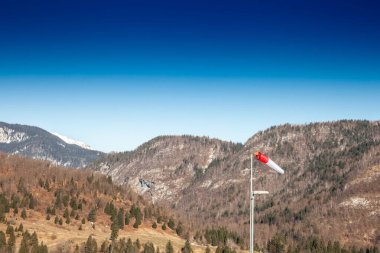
[0,120,379,252]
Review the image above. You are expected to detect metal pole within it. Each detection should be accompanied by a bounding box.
[250,154,254,253]
[252,193,255,253]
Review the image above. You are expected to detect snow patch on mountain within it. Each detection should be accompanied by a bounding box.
[340,197,370,208]
[52,132,93,150]
[0,127,29,143]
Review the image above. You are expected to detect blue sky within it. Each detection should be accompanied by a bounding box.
[0,0,380,152]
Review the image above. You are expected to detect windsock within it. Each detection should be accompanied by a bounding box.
[255,151,285,174]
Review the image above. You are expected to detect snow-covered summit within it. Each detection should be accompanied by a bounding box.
[52,132,93,150]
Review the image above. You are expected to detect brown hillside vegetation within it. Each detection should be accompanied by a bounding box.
[0,153,217,253]
[91,120,380,249]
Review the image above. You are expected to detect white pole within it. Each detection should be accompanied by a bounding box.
[250,151,283,253]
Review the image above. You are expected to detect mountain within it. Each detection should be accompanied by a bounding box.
[0,121,103,168]
[0,153,205,253]
[90,120,380,248]
[93,135,243,202]
[52,132,93,150]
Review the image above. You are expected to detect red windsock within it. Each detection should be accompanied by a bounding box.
[255,151,284,174]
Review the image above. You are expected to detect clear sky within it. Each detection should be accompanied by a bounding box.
[0,0,379,152]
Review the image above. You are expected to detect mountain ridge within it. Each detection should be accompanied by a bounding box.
[90,120,380,248]
[0,121,104,168]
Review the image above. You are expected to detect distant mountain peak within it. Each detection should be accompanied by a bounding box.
[52,132,93,150]
[0,121,103,168]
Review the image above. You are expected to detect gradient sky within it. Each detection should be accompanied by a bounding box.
[0,0,380,152]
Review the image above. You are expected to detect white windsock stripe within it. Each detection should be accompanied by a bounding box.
[253,191,269,195]
[267,159,285,174]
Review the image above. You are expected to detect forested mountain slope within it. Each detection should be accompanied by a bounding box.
[91,120,380,248]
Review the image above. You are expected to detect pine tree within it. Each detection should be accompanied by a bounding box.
[166,241,174,253]
[79,224,83,230]
[70,198,78,210]
[168,219,175,230]
[133,210,142,228]
[134,239,141,251]
[333,241,341,253]
[0,231,6,251]
[111,203,117,217]
[59,218,63,225]
[28,196,35,210]
[88,208,96,222]
[54,216,59,224]
[117,208,125,229]
[66,216,71,224]
[176,223,184,236]
[30,232,38,248]
[143,242,155,253]
[162,224,167,230]
[267,234,285,253]
[38,243,48,253]
[19,234,29,253]
[0,194,10,216]
[126,238,135,253]
[152,222,157,229]
[62,195,69,208]
[132,207,142,228]
[85,235,98,253]
[18,224,23,233]
[13,206,18,215]
[125,238,139,253]
[110,222,119,241]
[31,244,40,253]
[10,194,19,210]
[21,208,27,219]
[104,202,111,215]
[82,218,86,224]
[6,225,14,235]
[111,212,117,224]
[46,214,51,220]
[7,229,16,253]
[125,213,130,225]
[205,246,211,253]
[181,240,193,253]
[0,209,5,223]
[63,208,69,218]
[100,241,109,253]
